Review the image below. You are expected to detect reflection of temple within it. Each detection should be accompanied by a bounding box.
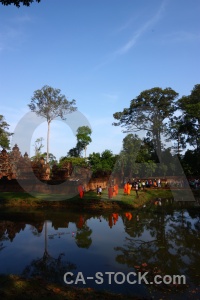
[0,221,42,242]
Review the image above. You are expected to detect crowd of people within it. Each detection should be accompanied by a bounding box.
[77,176,198,199]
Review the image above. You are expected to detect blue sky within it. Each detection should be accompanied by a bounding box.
[0,0,199,160]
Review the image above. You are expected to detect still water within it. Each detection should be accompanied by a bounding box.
[0,206,200,299]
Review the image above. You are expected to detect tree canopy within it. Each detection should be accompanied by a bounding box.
[76,126,92,158]
[67,126,92,158]
[0,0,41,7]
[113,87,178,161]
[0,115,12,149]
[177,84,200,151]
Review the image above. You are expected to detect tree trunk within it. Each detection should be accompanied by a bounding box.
[47,121,50,163]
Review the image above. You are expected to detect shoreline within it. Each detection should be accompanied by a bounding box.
[0,188,198,211]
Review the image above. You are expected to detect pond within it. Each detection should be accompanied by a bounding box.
[0,206,200,300]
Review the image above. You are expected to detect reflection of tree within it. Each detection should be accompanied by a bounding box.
[22,221,76,284]
[115,210,200,296]
[75,225,92,249]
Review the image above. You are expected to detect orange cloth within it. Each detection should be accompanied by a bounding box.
[108,186,113,198]
[113,185,116,196]
[78,185,84,198]
[124,183,128,194]
[77,215,84,229]
[125,212,132,220]
[112,213,119,225]
[115,184,118,195]
[127,183,131,195]
[109,215,113,228]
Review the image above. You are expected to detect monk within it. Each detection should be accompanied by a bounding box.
[125,212,132,221]
[108,214,113,228]
[78,184,84,199]
[115,184,118,195]
[124,183,128,194]
[127,182,132,195]
[112,213,119,225]
[108,185,113,199]
[113,185,116,196]
[77,215,84,229]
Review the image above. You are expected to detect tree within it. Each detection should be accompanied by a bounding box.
[0,115,12,150]
[166,116,186,158]
[67,147,80,158]
[177,84,200,151]
[0,0,41,7]
[87,152,102,175]
[67,126,92,158]
[87,150,117,176]
[76,126,92,158]
[34,137,44,157]
[119,134,142,178]
[28,85,77,163]
[113,87,178,161]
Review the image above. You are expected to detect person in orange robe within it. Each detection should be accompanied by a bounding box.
[112,213,119,225]
[124,183,128,194]
[125,212,132,220]
[113,185,116,196]
[108,214,113,228]
[77,215,84,229]
[108,185,113,199]
[78,184,84,199]
[115,184,118,195]
[127,182,131,195]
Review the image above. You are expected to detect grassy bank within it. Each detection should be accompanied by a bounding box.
[0,188,189,211]
[0,274,144,300]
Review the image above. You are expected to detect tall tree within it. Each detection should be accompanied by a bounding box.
[119,134,142,179]
[177,84,200,151]
[0,115,12,149]
[113,87,178,161]
[28,85,77,163]
[76,126,92,158]
[0,0,40,7]
[165,116,186,158]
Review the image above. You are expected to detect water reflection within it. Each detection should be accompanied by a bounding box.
[0,207,200,299]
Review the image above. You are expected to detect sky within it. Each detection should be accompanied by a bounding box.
[0,0,200,160]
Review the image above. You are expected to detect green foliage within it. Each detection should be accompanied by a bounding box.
[177,84,200,151]
[59,156,88,168]
[87,150,117,176]
[0,0,40,7]
[166,116,186,157]
[0,115,12,149]
[67,126,92,158]
[28,85,76,123]
[113,87,178,160]
[181,149,200,176]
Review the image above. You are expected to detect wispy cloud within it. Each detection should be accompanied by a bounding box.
[163,31,200,43]
[115,1,167,55]
[93,1,167,71]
